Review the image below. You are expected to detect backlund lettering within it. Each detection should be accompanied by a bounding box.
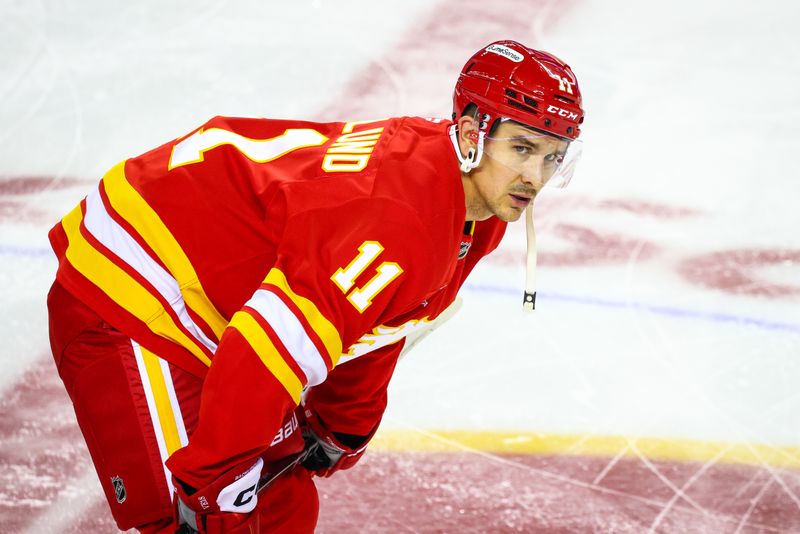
[322,120,385,172]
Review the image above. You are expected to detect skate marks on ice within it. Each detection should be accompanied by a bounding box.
[317,429,800,533]
[0,357,130,534]
[316,0,578,121]
[4,360,799,533]
[480,194,800,302]
[0,175,90,230]
[317,453,797,533]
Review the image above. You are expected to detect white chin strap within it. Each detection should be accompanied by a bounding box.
[450,124,537,311]
[523,203,537,311]
[449,125,485,172]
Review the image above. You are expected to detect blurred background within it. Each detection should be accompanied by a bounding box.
[1,0,799,531]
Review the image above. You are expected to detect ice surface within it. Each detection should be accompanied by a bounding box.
[1,0,799,532]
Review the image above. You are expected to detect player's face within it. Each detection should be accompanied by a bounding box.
[470,121,569,222]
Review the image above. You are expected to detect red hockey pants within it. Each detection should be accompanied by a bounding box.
[47,280,319,533]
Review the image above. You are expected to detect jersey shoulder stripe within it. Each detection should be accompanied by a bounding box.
[85,185,219,354]
[61,202,213,366]
[102,161,228,340]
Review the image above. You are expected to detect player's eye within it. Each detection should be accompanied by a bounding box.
[512,145,532,155]
[544,153,565,165]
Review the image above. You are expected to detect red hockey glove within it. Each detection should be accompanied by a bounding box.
[173,458,263,534]
[299,402,376,478]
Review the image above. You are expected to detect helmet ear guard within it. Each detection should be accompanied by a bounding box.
[451,108,492,173]
[449,125,485,173]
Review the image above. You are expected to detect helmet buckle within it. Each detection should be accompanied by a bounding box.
[460,148,476,172]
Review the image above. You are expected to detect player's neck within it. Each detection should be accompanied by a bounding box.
[461,174,490,222]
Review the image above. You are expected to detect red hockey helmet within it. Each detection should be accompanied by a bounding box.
[453,41,584,141]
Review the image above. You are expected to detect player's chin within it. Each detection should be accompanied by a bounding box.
[495,206,525,222]
[502,194,532,221]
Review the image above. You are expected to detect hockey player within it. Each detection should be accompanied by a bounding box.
[46,40,584,533]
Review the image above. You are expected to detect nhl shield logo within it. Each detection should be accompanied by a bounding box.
[111,476,127,503]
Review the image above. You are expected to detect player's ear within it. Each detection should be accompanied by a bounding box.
[456,115,479,158]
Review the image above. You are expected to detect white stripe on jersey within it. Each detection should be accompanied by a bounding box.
[132,340,188,499]
[83,187,218,354]
[245,289,329,387]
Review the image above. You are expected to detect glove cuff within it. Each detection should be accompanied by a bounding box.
[174,458,264,533]
[176,457,263,515]
[300,400,378,476]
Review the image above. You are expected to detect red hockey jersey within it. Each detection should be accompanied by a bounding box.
[49,116,506,487]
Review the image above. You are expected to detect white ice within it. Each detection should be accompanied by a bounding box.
[1,0,799,531]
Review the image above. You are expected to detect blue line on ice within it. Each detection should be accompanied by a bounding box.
[464,283,800,335]
[0,245,54,258]
[4,245,798,335]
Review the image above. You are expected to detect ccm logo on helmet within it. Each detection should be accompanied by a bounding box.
[485,44,523,63]
[547,104,579,121]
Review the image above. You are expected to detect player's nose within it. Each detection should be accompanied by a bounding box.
[520,160,546,189]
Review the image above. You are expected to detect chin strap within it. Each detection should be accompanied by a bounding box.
[449,125,485,172]
[451,117,536,310]
[523,202,537,311]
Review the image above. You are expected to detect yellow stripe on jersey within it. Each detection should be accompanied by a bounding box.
[62,205,212,367]
[102,162,228,340]
[228,310,303,404]
[264,268,343,367]
[140,346,183,455]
